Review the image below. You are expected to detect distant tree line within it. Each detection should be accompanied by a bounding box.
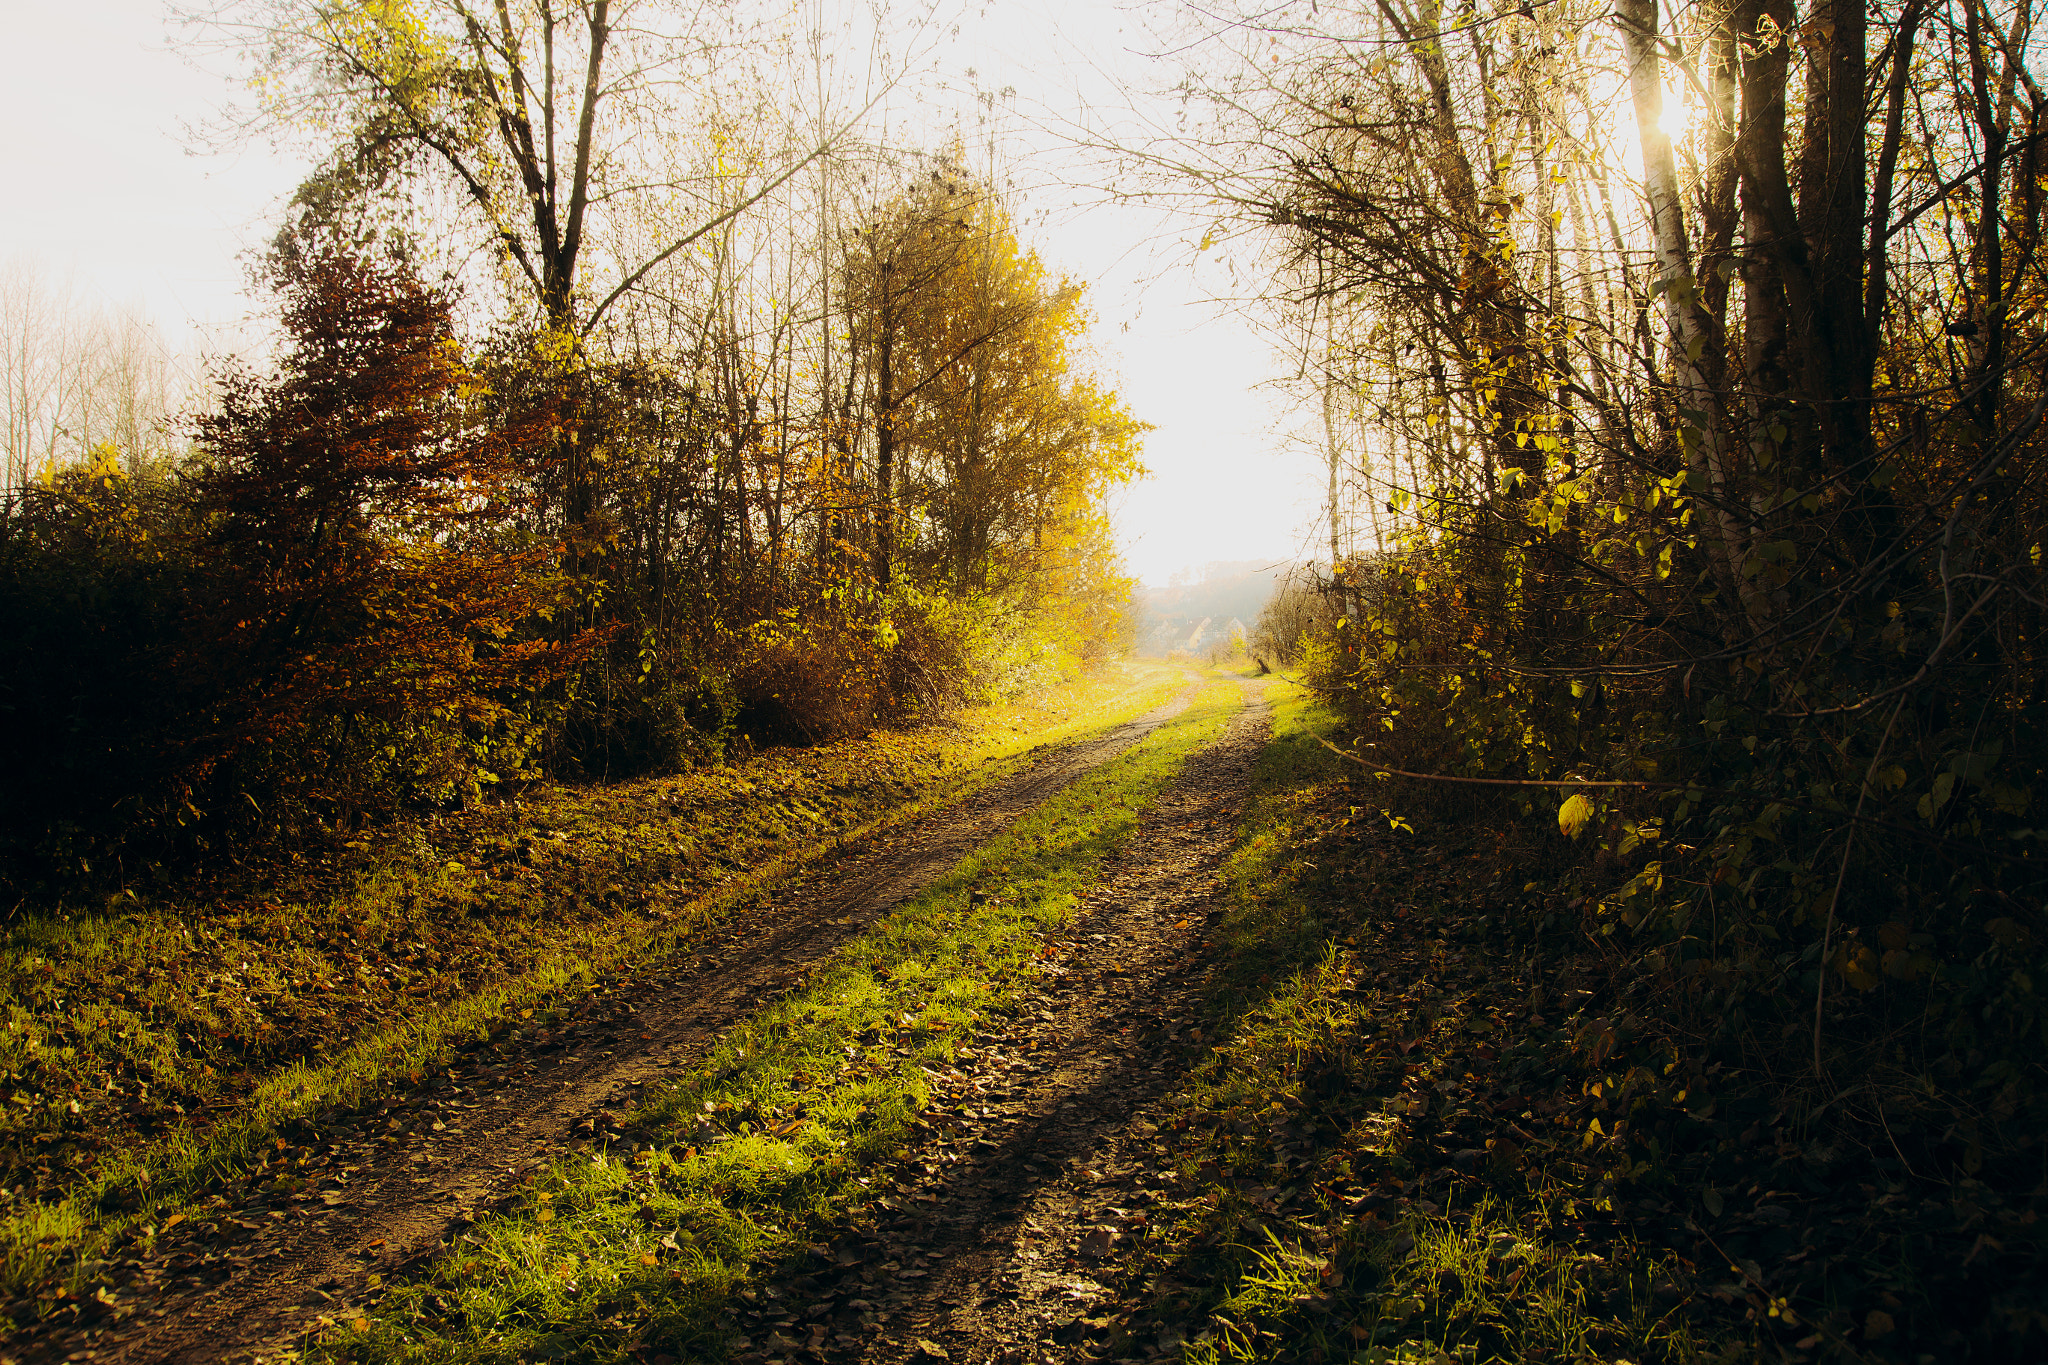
[0,261,189,489]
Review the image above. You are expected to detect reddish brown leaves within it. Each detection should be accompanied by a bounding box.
[175,249,597,796]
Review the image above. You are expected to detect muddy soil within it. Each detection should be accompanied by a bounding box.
[9,683,1203,1365]
[729,681,1271,1365]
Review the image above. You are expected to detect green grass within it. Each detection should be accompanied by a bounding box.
[307,678,1244,1363]
[0,663,1186,1306]
[1132,679,1723,1365]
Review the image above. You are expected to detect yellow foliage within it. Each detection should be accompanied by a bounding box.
[1557,792,1595,839]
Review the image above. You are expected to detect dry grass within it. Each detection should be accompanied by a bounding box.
[0,662,1184,1299]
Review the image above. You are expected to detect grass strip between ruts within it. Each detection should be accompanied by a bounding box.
[312,678,1242,1364]
[1,665,1187,1308]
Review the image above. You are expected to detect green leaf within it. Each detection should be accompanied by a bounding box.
[1919,772,1957,822]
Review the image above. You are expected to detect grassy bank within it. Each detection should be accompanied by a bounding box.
[1126,681,2044,1364]
[311,679,1244,1363]
[0,663,1184,1303]
[1116,680,1717,1364]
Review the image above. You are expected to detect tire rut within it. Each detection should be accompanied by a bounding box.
[11,680,1203,1365]
[733,680,1270,1365]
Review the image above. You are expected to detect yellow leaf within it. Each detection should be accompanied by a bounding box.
[1557,793,1595,839]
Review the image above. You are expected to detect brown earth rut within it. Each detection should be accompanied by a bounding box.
[732,680,1271,1365]
[8,682,1201,1365]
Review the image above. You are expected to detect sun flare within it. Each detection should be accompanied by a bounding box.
[1659,83,1692,139]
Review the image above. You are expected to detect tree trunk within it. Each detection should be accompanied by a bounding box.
[1865,0,1927,365]
[1616,0,1762,617]
[1796,0,1871,478]
[875,296,897,589]
[1963,0,2010,435]
[1735,0,1801,509]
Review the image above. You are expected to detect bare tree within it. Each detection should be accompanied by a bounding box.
[1,259,190,495]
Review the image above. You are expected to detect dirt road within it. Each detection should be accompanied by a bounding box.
[13,680,1224,1365]
[731,679,1272,1364]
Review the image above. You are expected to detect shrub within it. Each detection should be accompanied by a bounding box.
[0,250,593,885]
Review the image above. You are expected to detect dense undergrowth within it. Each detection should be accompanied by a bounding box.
[1139,680,2044,1363]
[300,682,1242,1363]
[1218,5,2048,1356]
[0,663,1183,1307]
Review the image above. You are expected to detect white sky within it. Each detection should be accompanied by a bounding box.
[0,0,1325,585]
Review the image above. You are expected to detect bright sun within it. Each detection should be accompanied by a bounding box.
[1659,84,1692,139]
